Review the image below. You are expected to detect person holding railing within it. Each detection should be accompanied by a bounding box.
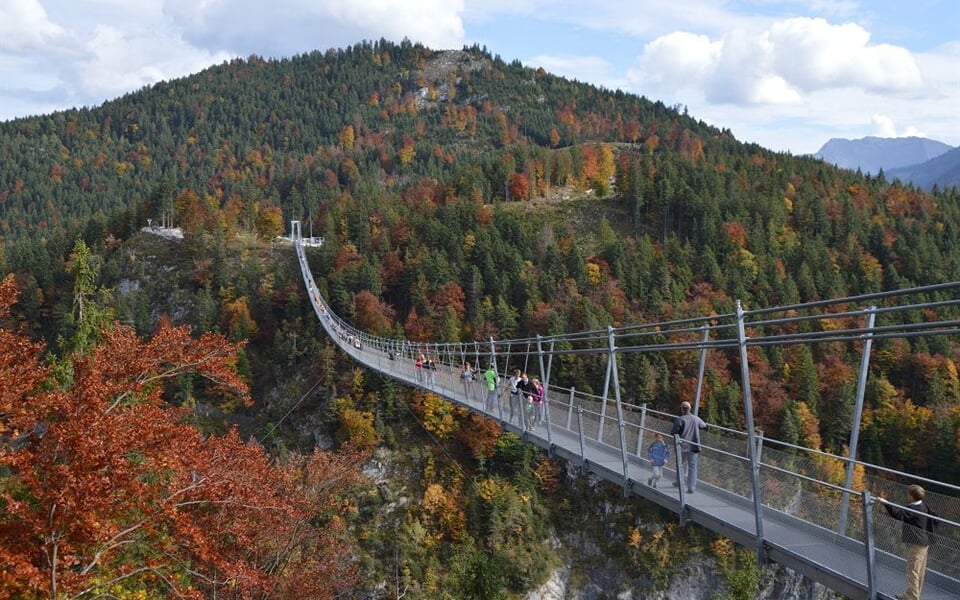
[672,401,707,493]
[877,485,934,600]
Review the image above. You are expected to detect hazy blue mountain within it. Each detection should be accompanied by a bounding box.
[814,136,953,174]
[886,146,960,191]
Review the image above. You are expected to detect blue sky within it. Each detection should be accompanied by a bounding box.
[1,0,958,155]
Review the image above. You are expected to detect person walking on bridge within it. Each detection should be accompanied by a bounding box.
[671,401,707,493]
[483,364,500,411]
[530,377,545,428]
[461,362,475,400]
[646,433,669,488]
[507,369,522,423]
[415,353,425,385]
[518,372,535,430]
[877,485,934,600]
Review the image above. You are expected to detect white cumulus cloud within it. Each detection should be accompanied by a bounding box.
[0,0,70,51]
[768,18,922,92]
[871,115,926,138]
[629,16,925,107]
[637,31,720,85]
[1,0,470,119]
[163,0,466,56]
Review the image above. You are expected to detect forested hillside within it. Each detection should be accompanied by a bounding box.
[1,39,958,598]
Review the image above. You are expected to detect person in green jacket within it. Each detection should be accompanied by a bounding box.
[483,365,500,411]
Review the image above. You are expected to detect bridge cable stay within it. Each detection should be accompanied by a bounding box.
[256,376,325,446]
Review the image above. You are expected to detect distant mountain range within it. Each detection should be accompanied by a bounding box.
[886,146,960,191]
[814,136,959,191]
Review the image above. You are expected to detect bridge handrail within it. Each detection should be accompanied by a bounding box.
[540,386,960,498]
[305,303,960,360]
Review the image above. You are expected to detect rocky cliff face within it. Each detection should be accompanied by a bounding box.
[525,548,841,600]
[521,470,843,600]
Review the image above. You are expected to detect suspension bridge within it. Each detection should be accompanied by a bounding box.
[290,222,959,600]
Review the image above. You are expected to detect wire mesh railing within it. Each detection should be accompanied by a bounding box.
[544,383,960,583]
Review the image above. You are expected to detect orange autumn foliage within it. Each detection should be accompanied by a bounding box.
[458,413,501,461]
[0,275,363,599]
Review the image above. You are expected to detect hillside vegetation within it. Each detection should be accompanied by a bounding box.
[1,39,958,598]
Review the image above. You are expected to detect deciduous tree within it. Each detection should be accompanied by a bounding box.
[0,275,362,599]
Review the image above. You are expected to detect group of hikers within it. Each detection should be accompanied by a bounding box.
[413,353,438,386]
[459,363,545,431]
[413,356,545,431]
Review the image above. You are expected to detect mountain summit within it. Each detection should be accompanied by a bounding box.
[814,135,953,174]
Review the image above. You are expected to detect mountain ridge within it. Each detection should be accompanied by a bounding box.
[886,145,960,190]
[814,135,953,174]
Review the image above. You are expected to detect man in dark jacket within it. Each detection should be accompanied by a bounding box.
[517,372,535,430]
[878,485,932,600]
[671,401,707,493]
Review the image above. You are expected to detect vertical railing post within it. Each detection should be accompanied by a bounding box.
[736,300,766,564]
[488,336,498,415]
[839,306,876,536]
[547,340,555,442]
[498,341,511,420]
[577,405,587,469]
[608,327,630,483]
[488,337,497,373]
[861,491,877,600]
[674,434,687,524]
[636,403,648,457]
[598,333,613,442]
[537,336,553,445]
[693,325,709,415]
[755,429,764,464]
[753,429,764,498]
[566,387,576,430]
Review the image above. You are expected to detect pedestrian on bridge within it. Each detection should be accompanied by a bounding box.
[483,364,500,411]
[415,353,425,385]
[530,377,545,428]
[461,362,475,399]
[425,356,436,387]
[671,401,707,493]
[507,369,522,422]
[518,373,535,430]
[877,485,934,600]
[646,433,669,488]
